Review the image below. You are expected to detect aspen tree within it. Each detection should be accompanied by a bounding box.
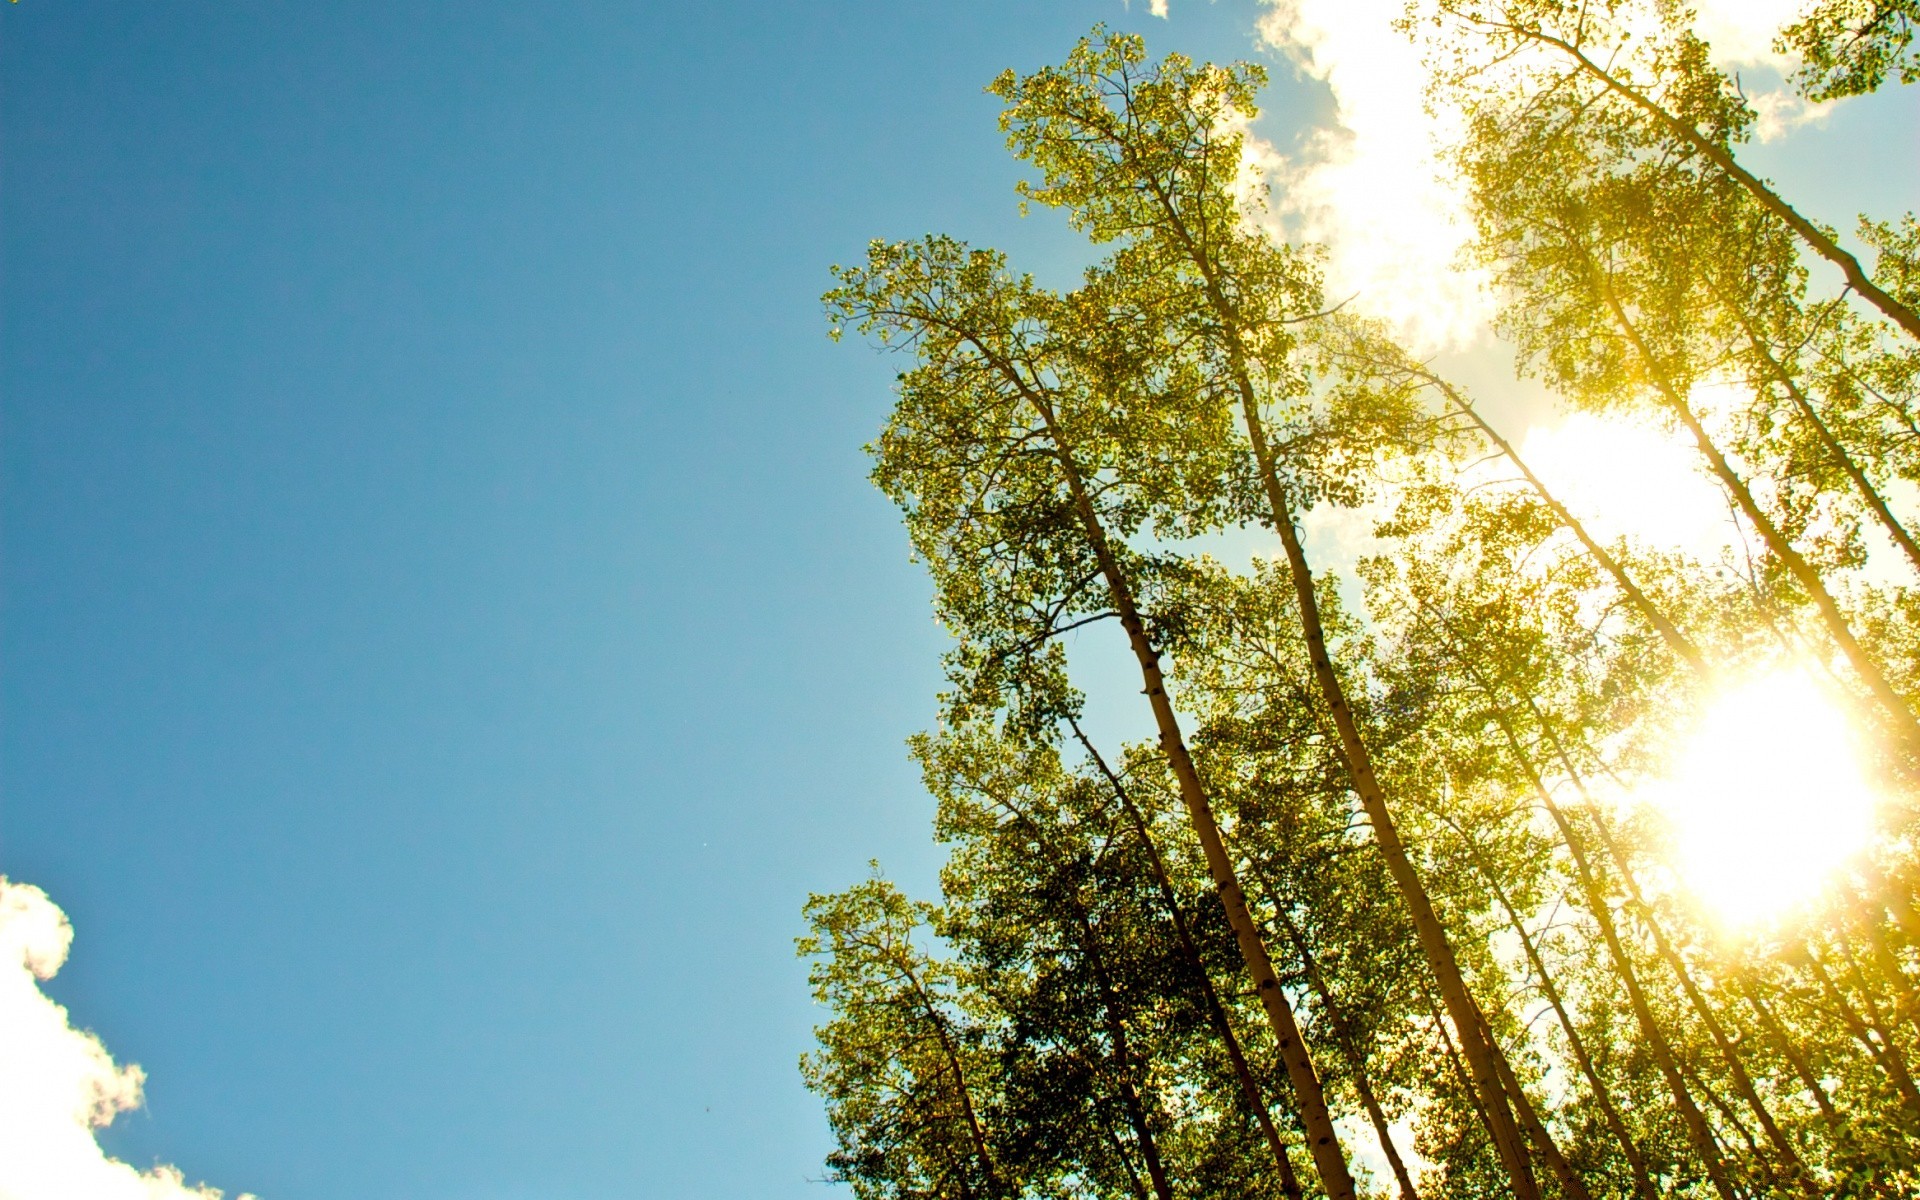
[993,38,1545,1195]
[1425,0,1920,339]
[830,237,1360,1200]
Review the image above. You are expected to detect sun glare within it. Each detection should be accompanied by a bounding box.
[1644,670,1882,928]
[1517,412,1731,558]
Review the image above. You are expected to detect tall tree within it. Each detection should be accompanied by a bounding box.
[994,35,1550,1195]
[828,236,1361,1199]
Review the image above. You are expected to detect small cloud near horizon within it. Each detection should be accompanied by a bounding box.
[0,877,256,1200]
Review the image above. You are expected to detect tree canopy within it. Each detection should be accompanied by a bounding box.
[804,12,1920,1198]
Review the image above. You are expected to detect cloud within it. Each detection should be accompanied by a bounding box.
[1246,0,1829,348]
[1690,0,1808,68]
[1254,0,1491,354]
[0,878,255,1200]
[1513,410,1735,559]
[1689,0,1835,140]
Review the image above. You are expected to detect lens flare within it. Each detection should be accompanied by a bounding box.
[1644,670,1881,927]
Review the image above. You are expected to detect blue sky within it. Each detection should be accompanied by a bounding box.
[2,3,1914,1198]
[0,4,1305,1197]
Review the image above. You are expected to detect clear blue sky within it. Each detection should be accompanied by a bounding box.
[3,3,1912,1198]
[0,4,1306,1197]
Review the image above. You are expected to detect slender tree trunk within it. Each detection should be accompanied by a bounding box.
[1523,25,1920,340]
[1838,939,1920,1119]
[1562,778,1819,1190]
[1531,793,1739,1198]
[1830,890,1920,1032]
[1541,721,1824,1191]
[900,957,1003,1193]
[1444,814,1657,1199]
[1099,994,1177,1200]
[1161,192,1537,1190]
[1424,987,1501,1152]
[1061,877,1178,1200]
[1022,391,1359,1200]
[1476,1004,1595,1200]
[1268,903,1423,1200]
[1072,720,1307,1200]
[1807,946,1920,1121]
[1588,264,1920,747]
[1858,915,1920,1038]
[1679,1056,1766,1172]
[1740,973,1842,1125]
[1732,313,1920,578]
[968,781,1177,1200]
[1101,1116,1153,1200]
[1229,376,1542,1200]
[1422,369,1708,675]
[1417,604,1739,1199]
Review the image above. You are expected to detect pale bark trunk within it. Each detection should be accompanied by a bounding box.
[1566,781,1818,1191]
[1807,947,1920,1120]
[1061,864,1178,1200]
[1154,178,1539,1195]
[1477,1006,1594,1200]
[1590,268,1920,747]
[1733,314,1920,579]
[1740,974,1841,1125]
[1449,818,1656,1199]
[1072,721,1306,1200]
[1269,903,1422,1200]
[969,775,1176,1199]
[1425,371,1707,675]
[1022,391,1359,1200]
[1100,997,1176,1200]
[1235,385,1542,1199]
[1679,1057,1762,1166]
[1832,941,1920,1120]
[1525,787,1738,1198]
[1522,25,1920,341]
[1417,603,1737,1198]
[1426,988,1498,1148]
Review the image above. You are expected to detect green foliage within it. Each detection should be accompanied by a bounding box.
[804,17,1920,1200]
[1780,0,1920,101]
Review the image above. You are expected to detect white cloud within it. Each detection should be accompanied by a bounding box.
[1242,0,1833,349]
[1690,0,1808,68]
[0,878,255,1200]
[1254,0,1492,354]
[1514,411,1734,558]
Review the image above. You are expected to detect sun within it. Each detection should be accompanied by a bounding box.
[1642,669,1883,928]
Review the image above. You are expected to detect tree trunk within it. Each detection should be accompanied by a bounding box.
[1268,902,1423,1200]
[1740,973,1841,1125]
[1024,391,1360,1200]
[1589,265,1920,748]
[1423,987,1501,1150]
[1807,946,1920,1121]
[1732,312,1920,579]
[1072,720,1307,1200]
[1232,379,1542,1200]
[1477,1004,1594,1200]
[1425,369,1707,675]
[969,776,1177,1200]
[1524,25,1920,341]
[899,956,1003,1193]
[1417,603,1738,1199]
[1444,810,1657,1199]
[1565,779,1819,1191]
[1098,990,1177,1200]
